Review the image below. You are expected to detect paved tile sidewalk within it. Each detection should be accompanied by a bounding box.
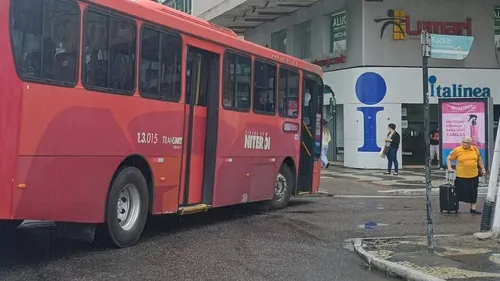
[360,235,500,280]
[322,165,488,189]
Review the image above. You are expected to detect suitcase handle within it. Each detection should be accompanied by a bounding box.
[446,170,456,183]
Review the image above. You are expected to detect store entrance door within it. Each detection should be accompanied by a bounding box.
[401,104,439,165]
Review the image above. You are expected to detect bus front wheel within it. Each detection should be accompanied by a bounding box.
[271,164,293,210]
[104,167,149,248]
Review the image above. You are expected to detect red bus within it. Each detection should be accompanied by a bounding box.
[0,0,324,247]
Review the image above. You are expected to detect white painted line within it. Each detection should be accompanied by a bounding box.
[334,195,427,199]
[333,194,487,199]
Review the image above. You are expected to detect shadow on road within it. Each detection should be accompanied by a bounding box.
[0,199,316,270]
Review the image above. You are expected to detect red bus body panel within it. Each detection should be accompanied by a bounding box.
[0,0,22,220]
[312,161,321,194]
[0,0,322,223]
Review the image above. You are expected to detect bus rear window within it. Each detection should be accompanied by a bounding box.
[10,0,79,84]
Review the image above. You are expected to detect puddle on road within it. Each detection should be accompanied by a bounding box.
[357,221,389,229]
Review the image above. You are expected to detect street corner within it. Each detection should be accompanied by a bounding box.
[352,235,500,281]
[321,166,449,192]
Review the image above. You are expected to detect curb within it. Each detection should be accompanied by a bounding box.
[318,190,334,196]
[379,187,488,196]
[352,238,445,281]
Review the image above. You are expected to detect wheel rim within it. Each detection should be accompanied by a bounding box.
[117,183,141,231]
[275,173,287,202]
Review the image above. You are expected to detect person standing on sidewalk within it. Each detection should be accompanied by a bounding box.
[384,123,400,175]
[430,126,441,169]
[321,119,331,169]
[446,136,486,214]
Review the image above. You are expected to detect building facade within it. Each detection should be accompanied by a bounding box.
[158,0,193,14]
[194,0,500,169]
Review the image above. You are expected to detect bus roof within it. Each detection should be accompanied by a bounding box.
[86,0,323,77]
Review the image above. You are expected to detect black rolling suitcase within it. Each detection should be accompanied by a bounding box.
[439,170,458,214]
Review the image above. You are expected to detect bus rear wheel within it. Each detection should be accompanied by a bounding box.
[104,167,149,248]
[271,164,293,210]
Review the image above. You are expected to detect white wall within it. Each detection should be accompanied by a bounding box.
[325,67,500,105]
[343,103,402,169]
[324,67,500,169]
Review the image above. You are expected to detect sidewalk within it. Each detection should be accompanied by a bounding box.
[322,165,489,196]
[353,235,500,281]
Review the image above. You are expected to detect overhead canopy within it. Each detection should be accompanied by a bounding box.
[199,0,320,35]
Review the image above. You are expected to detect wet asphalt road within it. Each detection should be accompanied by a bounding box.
[0,176,482,281]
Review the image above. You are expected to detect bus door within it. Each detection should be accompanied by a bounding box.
[182,46,220,206]
[298,73,323,193]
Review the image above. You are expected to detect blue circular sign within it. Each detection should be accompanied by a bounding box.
[355,72,387,105]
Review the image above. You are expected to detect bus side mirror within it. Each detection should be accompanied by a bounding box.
[324,84,336,116]
[329,98,336,115]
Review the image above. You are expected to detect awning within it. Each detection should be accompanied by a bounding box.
[199,0,320,35]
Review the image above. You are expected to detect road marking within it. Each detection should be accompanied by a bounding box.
[333,194,486,199]
[334,195,428,199]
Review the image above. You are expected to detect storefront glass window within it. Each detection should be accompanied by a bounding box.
[294,21,311,59]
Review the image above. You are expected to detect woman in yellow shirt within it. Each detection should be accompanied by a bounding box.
[447,136,486,214]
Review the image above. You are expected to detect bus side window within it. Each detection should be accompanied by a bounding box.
[139,28,160,97]
[10,0,79,84]
[159,33,182,101]
[83,10,136,93]
[223,52,251,111]
[139,28,181,102]
[278,68,299,118]
[253,60,276,115]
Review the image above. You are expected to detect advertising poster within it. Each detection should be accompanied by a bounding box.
[440,100,487,166]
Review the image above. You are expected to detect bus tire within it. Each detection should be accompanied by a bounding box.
[105,167,149,248]
[271,164,293,210]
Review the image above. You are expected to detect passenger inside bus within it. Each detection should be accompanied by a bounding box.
[254,88,274,113]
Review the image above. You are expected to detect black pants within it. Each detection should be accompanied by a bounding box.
[387,147,399,173]
[455,176,479,204]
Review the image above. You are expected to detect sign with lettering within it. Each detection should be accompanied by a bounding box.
[429,75,490,98]
[331,9,347,52]
[312,55,347,68]
[439,99,488,167]
[375,9,472,40]
[430,34,474,60]
[244,130,271,150]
